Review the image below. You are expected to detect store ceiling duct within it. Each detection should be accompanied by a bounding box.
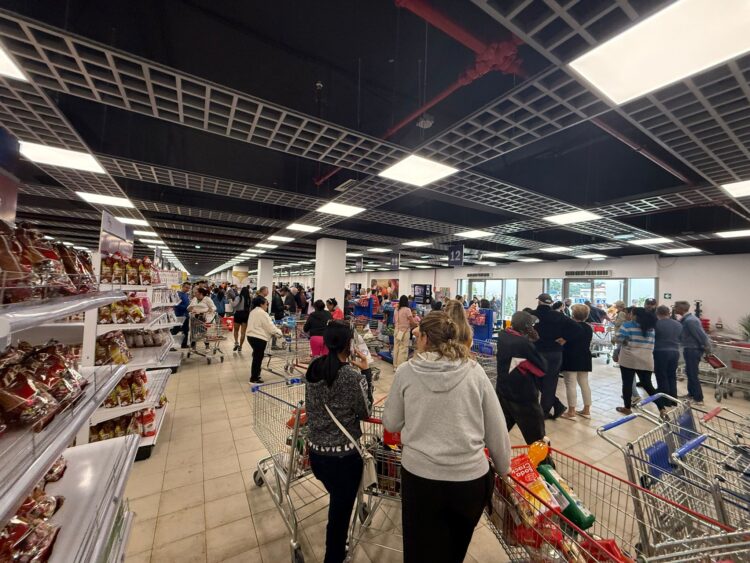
[569,0,750,104]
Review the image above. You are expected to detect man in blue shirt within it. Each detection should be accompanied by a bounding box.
[674,300,711,404]
[174,282,191,348]
[653,305,682,408]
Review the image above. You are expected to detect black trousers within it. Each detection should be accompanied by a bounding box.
[177,316,189,347]
[247,337,267,381]
[620,366,657,409]
[309,451,363,563]
[362,368,373,404]
[538,348,565,415]
[653,350,679,409]
[402,466,494,563]
[497,392,546,444]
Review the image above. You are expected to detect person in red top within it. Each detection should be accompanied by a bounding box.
[326,297,344,320]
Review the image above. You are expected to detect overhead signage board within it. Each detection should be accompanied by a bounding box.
[390,253,400,270]
[355,257,364,273]
[448,244,464,267]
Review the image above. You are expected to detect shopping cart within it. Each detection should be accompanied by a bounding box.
[712,342,750,402]
[251,379,328,563]
[472,339,497,387]
[598,411,750,529]
[186,312,225,364]
[590,322,614,364]
[488,445,749,562]
[349,404,403,560]
[263,317,299,380]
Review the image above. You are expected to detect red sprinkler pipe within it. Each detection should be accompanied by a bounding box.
[395,0,487,54]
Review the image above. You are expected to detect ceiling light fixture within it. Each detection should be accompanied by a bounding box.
[455,229,493,239]
[629,237,673,246]
[540,246,572,253]
[255,243,277,249]
[576,254,607,259]
[268,235,294,242]
[316,202,365,217]
[438,256,449,261]
[716,229,750,238]
[483,252,507,258]
[133,230,157,236]
[517,257,542,262]
[403,241,431,247]
[367,248,391,253]
[475,261,496,266]
[72,246,88,251]
[115,217,149,226]
[661,247,702,254]
[409,260,428,264]
[62,242,74,247]
[194,245,201,249]
[722,180,750,198]
[0,45,27,81]
[43,235,54,240]
[75,192,134,208]
[346,252,363,257]
[414,265,432,269]
[287,222,322,232]
[569,0,750,105]
[19,141,105,174]
[613,234,636,240]
[377,154,458,187]
[139,238,161,244]
[543,210,602,225]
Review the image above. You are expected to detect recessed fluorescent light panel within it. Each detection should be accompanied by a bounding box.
[543,210,601,225]
[43,235,54,240]
[19,141,105,174]
[377,154,458,187]
[287,223,322,232]
[139,238,161,244]
[722,180,750,198]
[409,260,428,264]
[76,192,134,208]
[255,243,277,249]
[484,252,507,258]
[577,254,607,259]
[133,230,157,236]
[414,265,432,269]
[456,230,492,239]
[403,241,431,247]
[367,248,391,253]
[517,257,542,262]
[115,217,149,226]
[62,242,74,247]
[629,237,673,246]
[0,45,26,81]
[475,261,496,266]
[73,246,88,251]
[346,252,363,257]
[540,246,572,253]
[716,229,750,238]
[268,235,294,242]
[316,202,365,217]
[661,247,702,254]
[569,0,750,105]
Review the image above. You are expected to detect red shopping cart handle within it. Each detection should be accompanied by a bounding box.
[702,406,722,422]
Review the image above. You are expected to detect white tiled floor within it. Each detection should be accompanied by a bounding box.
[124,349,750,562]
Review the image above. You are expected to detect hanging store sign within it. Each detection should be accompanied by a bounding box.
[390,253,400,270]
[99,211,134,257]
[448,244,464,267]
[355,257,364,273]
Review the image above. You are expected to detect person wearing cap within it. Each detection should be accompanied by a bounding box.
[534,293,583,420]
[644,298,658,313]
[495,311,548,443]
[562,298,572,318]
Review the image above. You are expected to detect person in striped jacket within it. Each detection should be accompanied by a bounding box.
[616,307,658,415]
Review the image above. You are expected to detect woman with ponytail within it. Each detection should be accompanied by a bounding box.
[383,311,511,563]
[305,321,371,563]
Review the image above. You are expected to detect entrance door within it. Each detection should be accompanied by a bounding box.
[469,280,486,301]
[565,280,593,303]
[564,279,625,306]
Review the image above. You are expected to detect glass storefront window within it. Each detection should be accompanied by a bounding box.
[544,279,563,302]
[593,279,624,307]
[502,279,517,319]
[628,278,656,306]
[458,279,469,300]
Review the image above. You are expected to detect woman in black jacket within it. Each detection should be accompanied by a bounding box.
[560,304,594,419]
[304,300,332,357]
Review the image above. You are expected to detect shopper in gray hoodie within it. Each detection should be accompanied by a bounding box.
[383,311,511,563]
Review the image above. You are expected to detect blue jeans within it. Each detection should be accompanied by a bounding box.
[683,348,704,401]
[653,350,679,408]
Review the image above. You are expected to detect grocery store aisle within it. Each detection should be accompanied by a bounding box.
[123,351,750,563]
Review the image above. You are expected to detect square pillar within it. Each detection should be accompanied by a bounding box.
[314,238,346,305]
[257,258,274,291]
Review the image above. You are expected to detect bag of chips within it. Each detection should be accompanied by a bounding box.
[126,258,140,285]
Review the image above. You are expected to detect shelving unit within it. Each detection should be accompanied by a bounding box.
[126,338,173,371]
[89,369,171,426]
[107,507,134,563]
[140,403,168,449]
[46,435,140,563]
[95,310,180,336]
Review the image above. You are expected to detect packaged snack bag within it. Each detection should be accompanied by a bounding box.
[538,464,596,530]
[141,408,157,437]
[0,367,59,428]
[124,299,145,324]
[100,252,114,284]
[508,454,560,527]
[112,252,126,284]
[111,301,128,324]
[116,379,132,406]
[139,257,152,285]
[98,305,113,324]
[126,258,140,285]
[44,456,67,483]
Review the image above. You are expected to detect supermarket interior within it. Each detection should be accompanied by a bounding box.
[1,1,750,562]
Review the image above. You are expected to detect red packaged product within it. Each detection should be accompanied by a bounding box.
[15,224,77,297]
[124,299,145,324]
[127,413,142,436]
[16,488,64,520]
[111,252,126,285]
[125,258,140,285]
[139,257,152,285]
[97,305,113,324]
[100,252,114,284]
[0,517,31,551]
[140,408,157,437]
[0,367,58,428]
[115,379,132,407]
[44,456,67,483]
[13,520,60,563]
[53,242,91,292]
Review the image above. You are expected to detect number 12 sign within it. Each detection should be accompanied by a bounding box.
[448,244,464,267]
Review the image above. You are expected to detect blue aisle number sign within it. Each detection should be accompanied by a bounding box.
[448,245,464,267]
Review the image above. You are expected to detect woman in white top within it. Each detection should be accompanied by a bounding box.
[247,295,283,383]
[187,287,217,348]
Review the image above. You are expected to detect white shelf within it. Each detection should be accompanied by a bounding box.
[150,300,178,309]
[46,435,140,563]
[0,364,127,528]
[126,338,172,371]
[89,369,172,426]
[107,510,134,563]
[140,403,168,447]
[0,291,124,351]
[96,311,168,336]
[99,284,166,291]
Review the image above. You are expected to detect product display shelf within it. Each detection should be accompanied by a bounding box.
[0,363,127,528]
[125,338,172,371]
[149,298,178,309]
[99,283,167,292]
[139,402,168,448]
[46,435,140,563]
[96,311,169,336]
[0,290,124,351]
[88,369,172,426]
[106,507,133,563]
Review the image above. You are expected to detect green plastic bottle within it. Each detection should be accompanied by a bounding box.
[537,464,595,530]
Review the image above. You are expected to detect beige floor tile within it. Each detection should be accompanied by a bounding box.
[171,422,202,441]
[217,547,262,563]
[229,414,252,429]
[126,517,156,555]
[252,507,289,545]
[124,550,151,563]
[175,393,201,409]
[205,491,252,529]
[205,517,259,563]
[201,428,236,446]
[246,484,278,514]
[150,532,207,563]
[204,472,245,502]
[234,436,264,454]
[202,439,237,459]
[202,418,232,435]
[237,449,268,473]
[162,463,204,491]
[203,454,241,480]
[126,472,164,500]
[129,492,161,522]
[153,505,206,547]
[158,482,205,516]
[231,425,256,441]
[168,434,204,454]
[259,535,315,563]
[165,447,203,471]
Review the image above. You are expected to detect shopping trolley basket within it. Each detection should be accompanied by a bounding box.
[712,342,750,402]
[590,322,614,364]
[349,404,403,559]
[488,445,748,562]
[186,312,225,364]
[251,379,328,563]
[472,339,497,387]
[263,317,300,381]
[598,411,750,529]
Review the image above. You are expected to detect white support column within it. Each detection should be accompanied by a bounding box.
[314,238,346,305]
[257,258,274,291]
